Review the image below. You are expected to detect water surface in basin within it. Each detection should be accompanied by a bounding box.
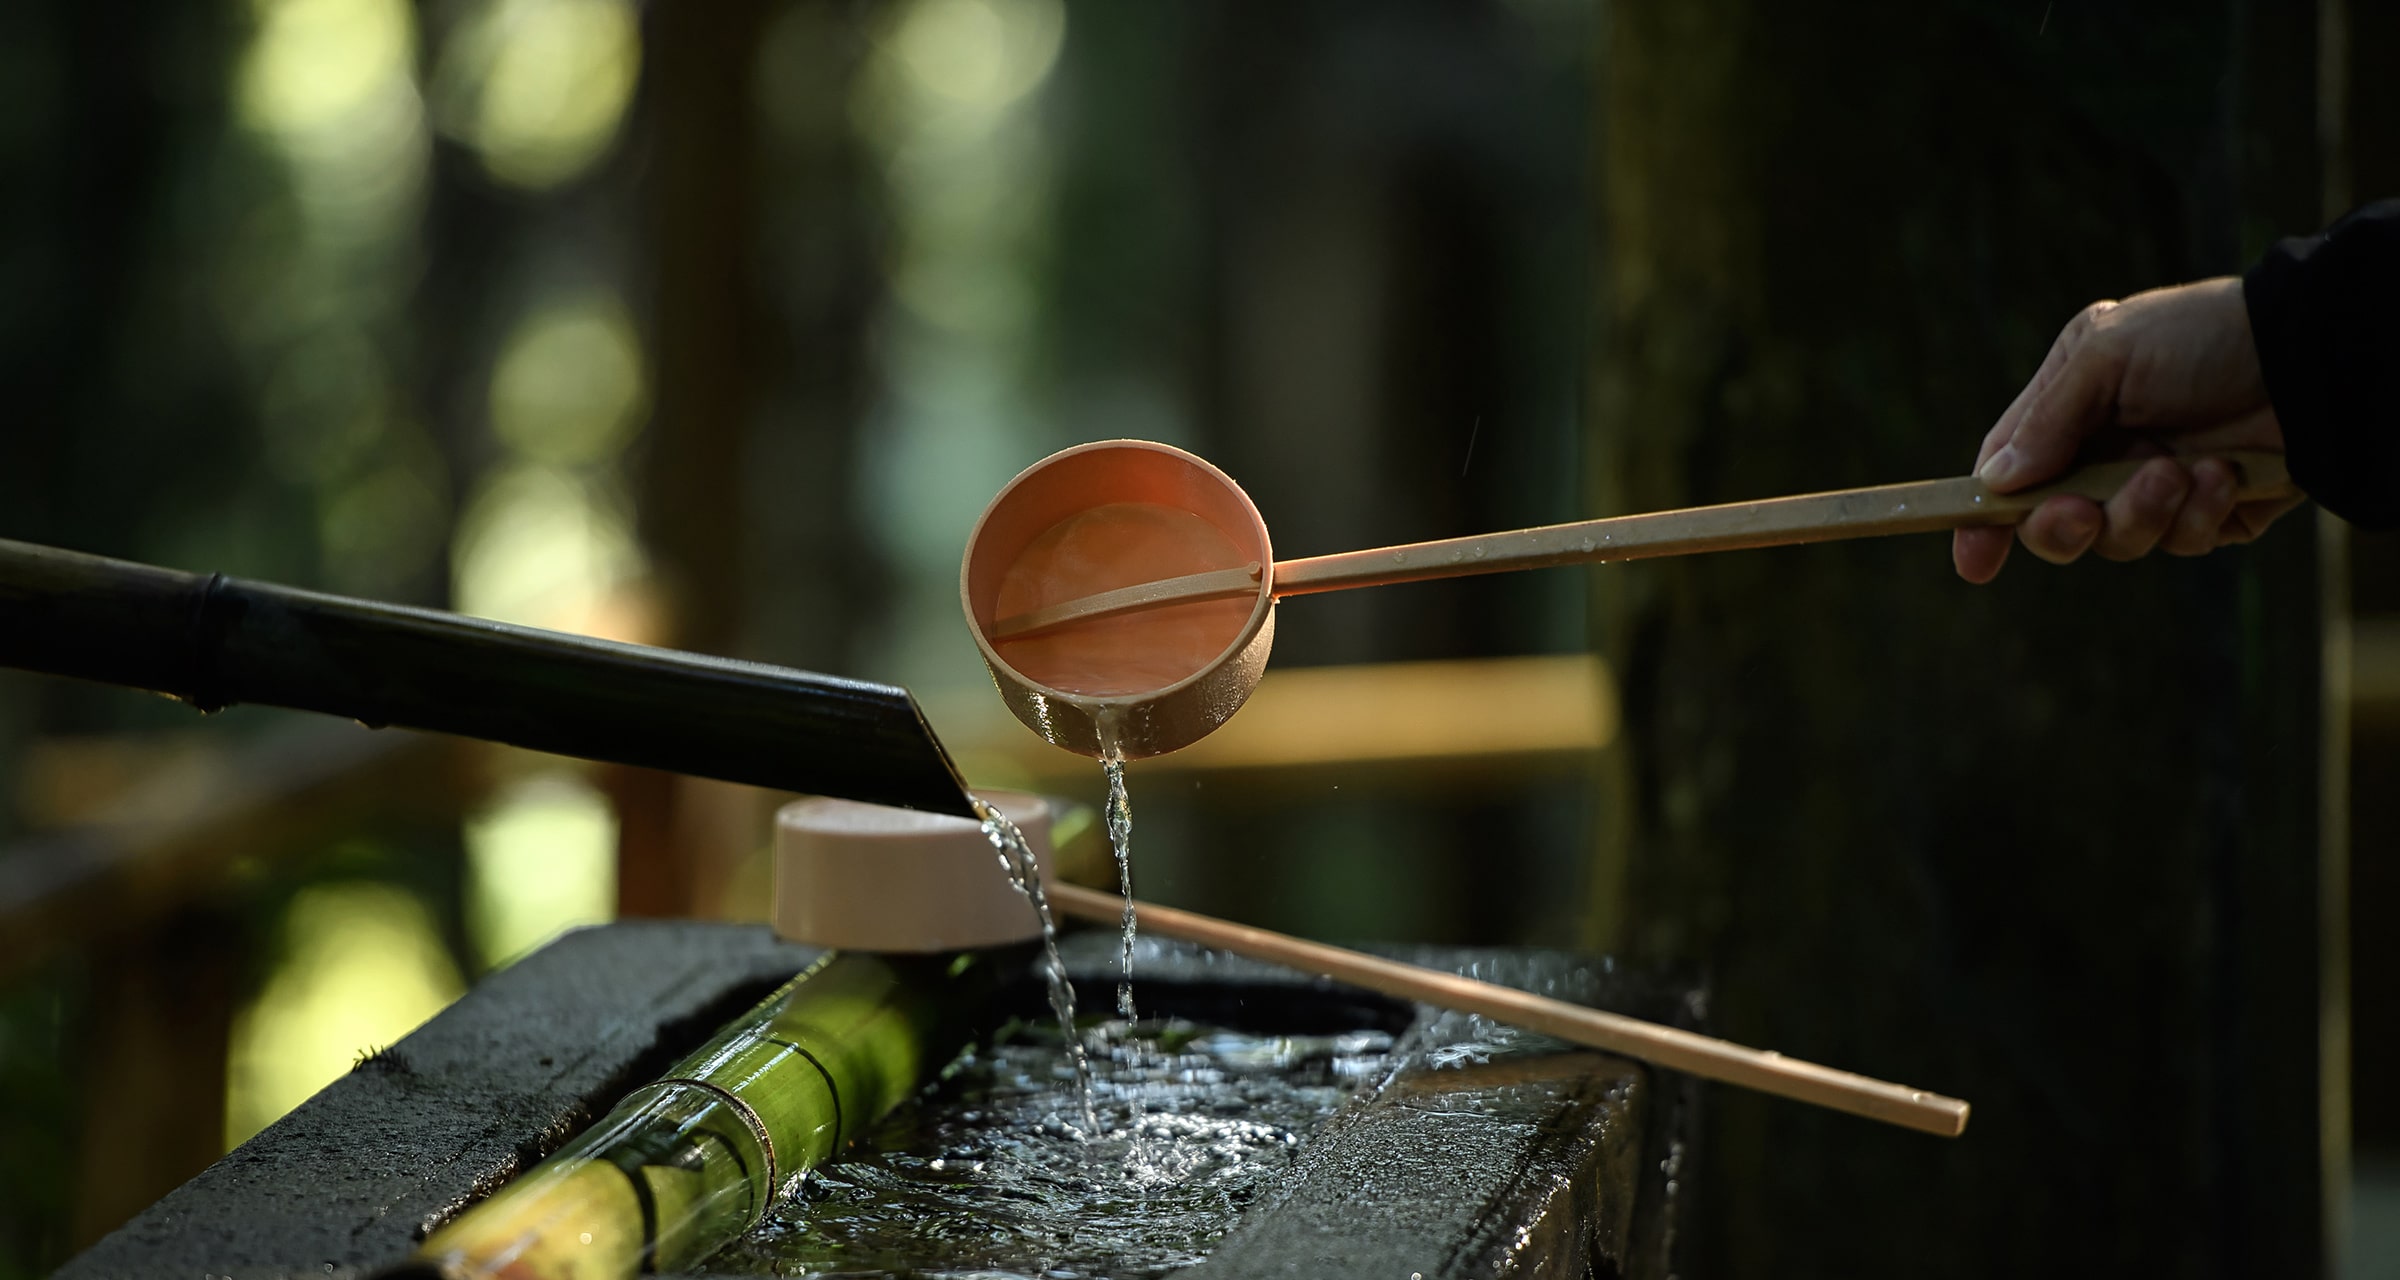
[699,1015,1395,1279]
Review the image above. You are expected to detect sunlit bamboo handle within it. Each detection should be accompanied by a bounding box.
[994,451,2294,640]
[1276,449,2292,595]
[1045,880,1971,1138]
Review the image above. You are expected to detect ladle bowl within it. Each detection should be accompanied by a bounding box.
[960,440,1276,759]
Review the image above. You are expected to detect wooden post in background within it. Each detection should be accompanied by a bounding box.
[615,0,886,921]
[614,0,771,920]
[68,909,235,1249]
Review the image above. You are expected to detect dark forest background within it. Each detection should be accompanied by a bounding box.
[3,1,2398,1275]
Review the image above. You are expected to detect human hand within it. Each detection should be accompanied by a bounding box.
[1953,277,2300,584]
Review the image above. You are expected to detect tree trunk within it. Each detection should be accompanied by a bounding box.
[1588,1,2332,1273]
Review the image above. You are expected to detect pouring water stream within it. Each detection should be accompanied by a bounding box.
[974,799,1100,1140]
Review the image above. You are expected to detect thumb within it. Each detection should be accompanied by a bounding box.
[1979,303,2125,492]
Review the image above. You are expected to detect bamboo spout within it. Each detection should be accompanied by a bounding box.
[0,538,977,817]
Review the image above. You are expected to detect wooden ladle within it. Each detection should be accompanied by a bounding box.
[960,440,2295,759]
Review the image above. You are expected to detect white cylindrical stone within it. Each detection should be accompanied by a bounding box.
[772,791,1051,953]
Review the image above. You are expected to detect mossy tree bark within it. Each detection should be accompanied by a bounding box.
[1588,2,2332,1275]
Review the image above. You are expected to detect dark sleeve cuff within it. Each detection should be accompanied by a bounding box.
[2244,198,2400,530]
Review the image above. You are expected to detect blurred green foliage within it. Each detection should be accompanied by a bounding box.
[0,1,1599,1271]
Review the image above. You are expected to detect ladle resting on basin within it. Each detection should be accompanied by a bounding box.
[1043,881,1970,1137]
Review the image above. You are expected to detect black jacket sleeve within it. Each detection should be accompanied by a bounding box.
[2243,199,2400,530]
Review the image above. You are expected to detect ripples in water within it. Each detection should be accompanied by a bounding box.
[701,1017,1394,1279]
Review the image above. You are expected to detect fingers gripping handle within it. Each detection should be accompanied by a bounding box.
[1976,450,2293,517]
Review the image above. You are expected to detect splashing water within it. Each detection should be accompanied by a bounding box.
[975,799,1099,1139]
[706,1017,1397,1279]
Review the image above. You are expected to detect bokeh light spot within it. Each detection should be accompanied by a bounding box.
[464,774,617,971]
[489,294,648,465]
[890,0,1064,110]
[236,0,427,234]
[237,0,414,139]
[433,0,641,190]
[225,881,463,1148]
[452,464,643,632]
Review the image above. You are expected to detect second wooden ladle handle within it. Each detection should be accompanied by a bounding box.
[993,451,2296,640]
[1046,880,1970,1136]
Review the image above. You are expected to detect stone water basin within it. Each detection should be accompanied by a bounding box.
[703,932,1688,1280]
[60,924,1690,1280]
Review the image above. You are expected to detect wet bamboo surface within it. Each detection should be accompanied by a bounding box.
[0,538,975,817]
[414,948,1013,1280]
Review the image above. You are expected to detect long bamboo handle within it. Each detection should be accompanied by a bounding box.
[1046,880,1970,1137]
[1276,449,2291,597]
[993,451,2294,640]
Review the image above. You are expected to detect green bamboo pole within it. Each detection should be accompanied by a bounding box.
[408,947,1017,1279]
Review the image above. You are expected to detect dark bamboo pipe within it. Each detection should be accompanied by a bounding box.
[0,538,977,818]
